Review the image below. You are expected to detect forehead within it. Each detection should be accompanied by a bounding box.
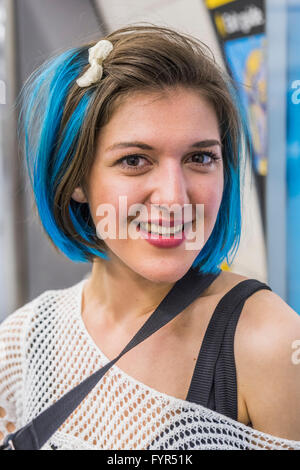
[97,87,220,147]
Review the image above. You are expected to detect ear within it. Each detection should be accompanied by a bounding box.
[71,187,88,203]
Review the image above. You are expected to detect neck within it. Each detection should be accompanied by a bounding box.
[82,257,176,327]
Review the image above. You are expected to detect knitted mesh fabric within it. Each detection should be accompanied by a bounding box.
[0,281,299,450]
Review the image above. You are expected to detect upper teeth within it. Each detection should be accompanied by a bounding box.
[139,222,184,234]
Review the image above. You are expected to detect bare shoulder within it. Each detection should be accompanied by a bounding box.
[201,268,300,370]
[209,269,299,328]
[236,280,300,378]
[232,274,300,440]
[237,280,300,338]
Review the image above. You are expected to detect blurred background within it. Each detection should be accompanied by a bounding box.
[0,0,299,321]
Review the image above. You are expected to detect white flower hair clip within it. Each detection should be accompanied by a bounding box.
[76,39,113,88]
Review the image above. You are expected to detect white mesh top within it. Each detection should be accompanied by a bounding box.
[0,279,300,450]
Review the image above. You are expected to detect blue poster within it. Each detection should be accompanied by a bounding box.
[224,34,267,177]
[287,3,300,312]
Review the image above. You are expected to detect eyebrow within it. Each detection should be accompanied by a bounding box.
[105,139,223,152]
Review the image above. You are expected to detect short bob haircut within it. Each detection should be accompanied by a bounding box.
[17,24,250,274]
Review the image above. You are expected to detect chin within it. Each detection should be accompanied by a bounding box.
[130,261,194,285]
[104,244,199,284]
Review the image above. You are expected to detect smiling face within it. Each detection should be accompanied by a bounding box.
[72,86,224,283]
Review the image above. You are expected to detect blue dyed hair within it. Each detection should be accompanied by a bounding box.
[17,24,251,274]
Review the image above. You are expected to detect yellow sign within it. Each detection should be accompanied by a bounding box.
[214,12,226,38]
[205,0,236,9]
[220,260,231,271]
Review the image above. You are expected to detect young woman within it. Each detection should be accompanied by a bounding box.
[0,24,299,450]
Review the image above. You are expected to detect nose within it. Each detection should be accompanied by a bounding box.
[149,159,191,212]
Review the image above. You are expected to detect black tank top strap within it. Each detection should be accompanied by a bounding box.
[185,278,272,420]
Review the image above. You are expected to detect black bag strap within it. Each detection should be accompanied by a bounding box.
[186,279,272,410]
[1,267,220,450]
[213,280,272,420]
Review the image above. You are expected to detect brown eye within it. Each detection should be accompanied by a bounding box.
[124,155,141,166]
[116,154,150,171]
[189,151,220,166]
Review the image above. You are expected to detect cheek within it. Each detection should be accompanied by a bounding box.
[205,186,223,214]
[194,178,223,241]
[88,176,142,228]
[194,176,223,214]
